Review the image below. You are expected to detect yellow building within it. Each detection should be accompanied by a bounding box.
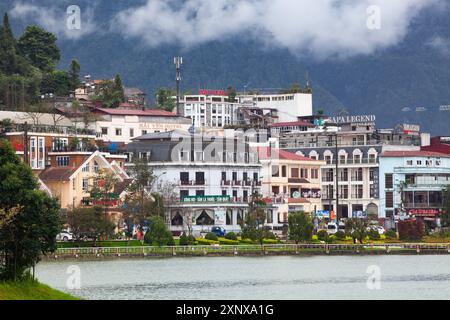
[257,147,325,223]
[39,151,129,210]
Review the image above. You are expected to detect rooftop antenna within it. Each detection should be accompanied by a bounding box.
[174,57,183,116]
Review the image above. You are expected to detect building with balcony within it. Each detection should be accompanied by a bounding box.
[124,130,264,235]
[39,150,129,210]
[91,108,192,144]
[257,147,325,225]
[238,92,313,123]
[180,90,241,128]
[379,150,450,229]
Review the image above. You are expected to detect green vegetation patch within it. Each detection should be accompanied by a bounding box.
[0,280,79,300]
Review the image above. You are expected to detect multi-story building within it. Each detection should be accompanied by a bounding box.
[39,150,129,210]
[124,130,265,235]
[257,147,325,225]
[180,90,240,128]
[277,116,424,220]
[238,92,313,123]
[379,150,450,229]
[91,108,192,144]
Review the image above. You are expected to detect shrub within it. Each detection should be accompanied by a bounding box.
[367,229,380,240]
[264,231,277,240]
[144,216,173,246]
[239,238,255,244]
[225,232,238,240]
[262,239,280,244]
[317,230,328,241]
[204,232,218,241]
[398,220,425,241]
[196,238,219,245]
[219,238,239,245]
[179,233,196,246]
[385,230,397,240]
[335,231,346,240]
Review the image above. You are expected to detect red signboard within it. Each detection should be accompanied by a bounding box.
[198,89,226,96]
[407,209,441,217]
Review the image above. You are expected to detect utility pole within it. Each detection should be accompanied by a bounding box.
[174,57,183,116]
[335,133,339,224]
[23,122,29,165]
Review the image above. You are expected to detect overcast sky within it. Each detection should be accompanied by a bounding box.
[10,0,444,59]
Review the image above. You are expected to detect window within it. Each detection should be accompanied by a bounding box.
[101,127,108,135]
[385,174,393,189]
[180,172,189,185]
[142,130,147,135]
[130,128,134,138]
[291,168,299,178]
[82,164,90,172]
[139,152,150,160]
[436,159,442,166]
[82,178,89,192]
[115,128,122,136]
[56,156,70,167]
[406,160,413,166]
[281,166,287,177]
[311,169,319,179]
[416,160,423,166]
[385,192,394,208]
[301,168,308,179]
[180,190,189,199]
[272,165,279,177]
[425,160,432,166]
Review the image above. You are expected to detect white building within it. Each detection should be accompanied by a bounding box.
[180,90,240,128]
[238,92,313,123]
[91,108,192,144]
[124,130,265,235]
[379,150,450,229]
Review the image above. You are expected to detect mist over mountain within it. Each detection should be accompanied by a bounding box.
[2,0,450,134]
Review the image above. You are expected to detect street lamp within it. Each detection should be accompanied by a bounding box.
[324,123,341,223]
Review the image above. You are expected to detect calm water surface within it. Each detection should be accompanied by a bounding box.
[36,255,450,300]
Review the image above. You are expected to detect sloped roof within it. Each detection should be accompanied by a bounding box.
[256,147,318,162]
[39,167,77,181]
[268,121,314,128]
[94,108,177,117]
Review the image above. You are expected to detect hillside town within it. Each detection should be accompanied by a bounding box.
[1,72,449,239]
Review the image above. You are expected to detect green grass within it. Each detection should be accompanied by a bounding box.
[0,280,79,300]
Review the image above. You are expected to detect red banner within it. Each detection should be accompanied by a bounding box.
[407,209,441,217]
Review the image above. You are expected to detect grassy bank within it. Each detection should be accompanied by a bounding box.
[0,280,79,300]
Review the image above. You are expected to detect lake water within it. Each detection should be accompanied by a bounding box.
[36,255,450,300]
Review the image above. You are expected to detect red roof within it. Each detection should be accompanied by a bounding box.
[268,121,314,128]
[39,167,77,181]
[256,147,318,161]
[94,108,177,117]
[381,151,450,158]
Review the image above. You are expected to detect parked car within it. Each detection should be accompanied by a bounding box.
[367,225,385,235]
[211,226,226,237]
[56,231,74,242]
[326,222,346,235]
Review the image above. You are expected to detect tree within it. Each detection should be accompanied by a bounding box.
[40,70,71,96]
[0,13,27,75]
[0,139,61,280]
[345,218,368,244]
[442,187,450,227]
[144,216,173,246]
[68,59,81,91]
[66,206,115,247]
[241,192,268,245]
[17,25,60,73]
[156,88,176,112]
[90,169,120,219]
[288,212,314,244]
[227,86,237,103]
[93,77,125,108]
[124,159,156,225]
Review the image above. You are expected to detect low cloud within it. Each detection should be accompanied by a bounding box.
[10,2,97,40]
[113,0,440,59]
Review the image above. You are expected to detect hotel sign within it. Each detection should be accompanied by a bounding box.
[329,115,376,124]
[407,209,441,217]
[139,123,186,130]
[198,89,227,96]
